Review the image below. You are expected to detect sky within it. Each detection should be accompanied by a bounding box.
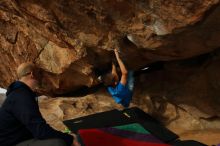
[0,88,6,94]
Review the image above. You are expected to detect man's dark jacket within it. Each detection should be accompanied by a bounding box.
[0,81,73,146]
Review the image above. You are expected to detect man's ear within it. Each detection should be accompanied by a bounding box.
[30,72,34,78]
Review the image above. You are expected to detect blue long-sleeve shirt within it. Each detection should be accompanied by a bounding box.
[0,81,73,146]
[108,83,133,107]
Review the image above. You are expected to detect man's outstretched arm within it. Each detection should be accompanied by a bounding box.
[114,48,128,85]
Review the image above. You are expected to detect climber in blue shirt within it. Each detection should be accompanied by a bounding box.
[100,48,134,108]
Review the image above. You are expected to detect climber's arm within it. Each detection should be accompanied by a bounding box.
[111,63,119,83]
[114,48,127,85]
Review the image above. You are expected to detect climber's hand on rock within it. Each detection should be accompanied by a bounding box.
[114,48,121,57]
[114,47,120,52]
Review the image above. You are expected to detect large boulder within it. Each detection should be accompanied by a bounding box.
[134,50,220,117]
[0,0,220,95]
[1,1,220,144]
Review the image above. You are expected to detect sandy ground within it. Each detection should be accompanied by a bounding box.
[178,129,220,145]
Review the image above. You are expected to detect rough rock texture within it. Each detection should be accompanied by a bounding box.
[39,49,220,144]
[1,1,220,144]
[135,49,220,118]
[0,0,220,94]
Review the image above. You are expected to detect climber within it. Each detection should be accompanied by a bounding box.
[99,48,134,108]
[0,62,80,146]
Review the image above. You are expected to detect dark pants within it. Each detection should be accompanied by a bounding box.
[15,138,67,146]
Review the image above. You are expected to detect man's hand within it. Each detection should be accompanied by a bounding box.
[71,133,81,146]
[72,139,81,146]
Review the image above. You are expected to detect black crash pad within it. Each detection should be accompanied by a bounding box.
[63,107,207,146]
[64,107,178,143]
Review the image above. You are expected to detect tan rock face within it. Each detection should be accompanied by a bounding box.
[1,1,220,143]
[1,0,220,94]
